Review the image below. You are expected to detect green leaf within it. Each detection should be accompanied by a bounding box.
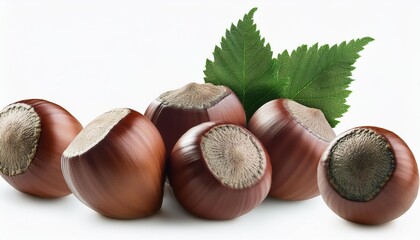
[277,37,374,127]
[204,7,373,127]
[204,8,282,121]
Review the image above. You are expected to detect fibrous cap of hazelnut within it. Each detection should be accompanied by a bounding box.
[284,100,335,142]
[0,103,41,176]
[326,128,395,201]
[157,82,229,109]
[200,124,267,189]
[63,108,130,157]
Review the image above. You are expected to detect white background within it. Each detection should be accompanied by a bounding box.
[1,0,419,239]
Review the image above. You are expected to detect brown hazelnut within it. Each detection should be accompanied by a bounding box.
[61,108,166,219]
[168,122,271,220]
[0,99,82,198]
[145,82,246,155]
[318,126,419,224]
[248,99,336,200]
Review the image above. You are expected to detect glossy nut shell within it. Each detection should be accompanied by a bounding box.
[248,99,334,200]
[61,109,166,219]
[168,122,272,220]
[145,86,246,155]
[318,126,419,225]
[0,99,82,198]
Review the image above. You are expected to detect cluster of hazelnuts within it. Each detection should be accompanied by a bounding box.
[0,83,418,225]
